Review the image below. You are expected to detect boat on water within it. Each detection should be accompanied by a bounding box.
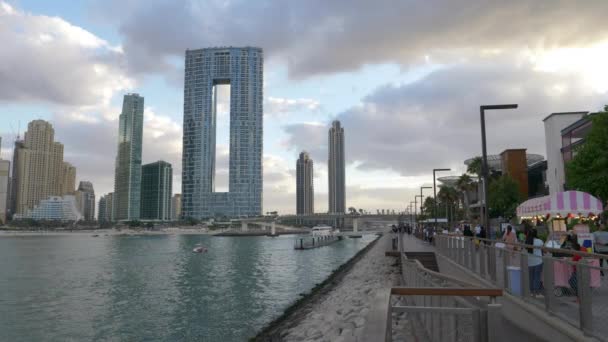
[192,246,207,253]
[311,225,339,237]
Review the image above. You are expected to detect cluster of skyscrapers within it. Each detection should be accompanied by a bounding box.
[0,121,96,223]
[0,45,349,223]
[296,120,346,215]
[98,93,174,222]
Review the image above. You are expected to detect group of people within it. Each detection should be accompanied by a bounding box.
[500,225,602,297]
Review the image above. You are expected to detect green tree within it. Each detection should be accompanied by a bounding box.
[467,157,482,177]
[566,109,608,203]
[488,175,521,219]
[438,185,460,223]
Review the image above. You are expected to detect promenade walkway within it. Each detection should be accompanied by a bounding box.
[401,233,598,342]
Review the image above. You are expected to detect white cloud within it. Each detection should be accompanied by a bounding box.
[0,1,133,106]
[265,97,321,117]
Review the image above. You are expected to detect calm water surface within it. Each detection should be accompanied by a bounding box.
[0,234,375,341]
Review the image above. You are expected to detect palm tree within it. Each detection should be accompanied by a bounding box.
[456,173,475,220]
[438,185,460,223]
[467,156,482,177]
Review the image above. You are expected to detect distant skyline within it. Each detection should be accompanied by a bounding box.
[2,1,608,214]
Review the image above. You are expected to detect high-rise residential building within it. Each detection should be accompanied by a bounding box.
[328,120,345,214]
[75,181,95,221]
[113,93,144,221]
[182,47,263,218]
[98,195,107,222]
[105,192,114,221]
[543,112,587,195]
[0,138,9,224]
[60,162,76,195]
[13,120,72,215]
[171,194,182,221]
[296,152,314,215]
[9,139,24,217]
[141,161,172,221]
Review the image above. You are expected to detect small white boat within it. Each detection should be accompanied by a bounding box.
[311,225,339,237]
[192,246,207,253]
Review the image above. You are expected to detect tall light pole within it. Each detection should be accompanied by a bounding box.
[420,187,432,226]
[480,104,518,238]
[410,201,416,225]
[415,196,423,227]
[433,168,451,229]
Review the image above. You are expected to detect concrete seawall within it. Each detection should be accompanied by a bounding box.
[251,233,398,341]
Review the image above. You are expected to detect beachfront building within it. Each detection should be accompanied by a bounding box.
[328,120,345,214]
[141,161,172,221]
[12,120,75,216]
[75,181,95,221]
[16,195,82,221]
[296,151,314,215]
[181,47,263,218]
[171,194,182,221]
[543,112,587,195]
[113,93,144,221]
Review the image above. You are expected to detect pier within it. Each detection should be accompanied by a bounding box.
[294,235,342,249]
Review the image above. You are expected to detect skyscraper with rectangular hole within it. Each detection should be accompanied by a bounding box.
[182,47,263,218]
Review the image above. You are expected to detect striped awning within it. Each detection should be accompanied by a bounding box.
[516,191,604,218]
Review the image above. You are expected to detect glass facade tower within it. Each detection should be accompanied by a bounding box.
[141,161,172,221]
[182,47,263,218]
[296,152,314,215]
[113,93,144,221]
[328,120,345,214]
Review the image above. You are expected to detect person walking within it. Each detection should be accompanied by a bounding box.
[503,225,517,265]
[528,229,544,296]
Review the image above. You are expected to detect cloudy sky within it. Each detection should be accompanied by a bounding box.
[1,0,608,214]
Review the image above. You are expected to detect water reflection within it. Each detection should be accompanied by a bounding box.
[0,234,375,341]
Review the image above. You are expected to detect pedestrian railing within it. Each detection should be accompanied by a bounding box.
[434,234,608,341]
[364,238,504,342]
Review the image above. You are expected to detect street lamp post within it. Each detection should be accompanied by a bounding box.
[409,201,416,225]
[419,187,432,227]
[433,168,451,230]
[480,104,518,238]
[414,196,423,228]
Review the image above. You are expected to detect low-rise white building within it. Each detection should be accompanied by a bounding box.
[16,195,82,221]
[543,112,587,195]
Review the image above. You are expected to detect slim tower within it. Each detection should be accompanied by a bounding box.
[296,152,314,215]
[182,47,263,218]
[328,120,345,214]
[113,93,144,221]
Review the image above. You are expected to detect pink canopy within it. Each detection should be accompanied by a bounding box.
[516,191,604,218]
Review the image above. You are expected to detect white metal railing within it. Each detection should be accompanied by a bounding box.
[434,234,608,341]
[365,233,504,342]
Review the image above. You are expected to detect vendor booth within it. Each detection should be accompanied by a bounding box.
[516,190,604,248]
